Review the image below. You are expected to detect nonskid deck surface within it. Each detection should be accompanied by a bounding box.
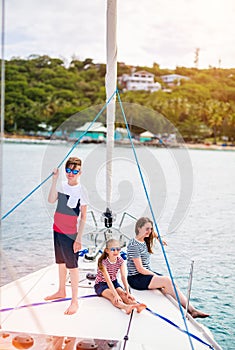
[0,263,221,350]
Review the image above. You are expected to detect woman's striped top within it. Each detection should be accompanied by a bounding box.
[127,238,151,276]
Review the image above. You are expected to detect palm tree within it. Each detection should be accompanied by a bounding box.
[206,100,228,144]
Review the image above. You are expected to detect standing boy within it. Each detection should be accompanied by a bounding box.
[45,156,87,315]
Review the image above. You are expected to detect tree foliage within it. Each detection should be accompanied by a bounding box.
[3,55,235,142]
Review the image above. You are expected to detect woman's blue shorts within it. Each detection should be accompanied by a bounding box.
[127,272,162,290]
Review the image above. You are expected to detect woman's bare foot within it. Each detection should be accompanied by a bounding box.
[44,291,66,301]
[136,303,147,313]
[64,302,78,315]
[190,309,210,318]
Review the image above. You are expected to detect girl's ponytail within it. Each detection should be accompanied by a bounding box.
[98,251,108,270]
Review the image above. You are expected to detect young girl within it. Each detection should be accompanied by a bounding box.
[94,239,146,314]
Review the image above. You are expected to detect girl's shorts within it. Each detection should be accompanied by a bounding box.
[94,279,122,296]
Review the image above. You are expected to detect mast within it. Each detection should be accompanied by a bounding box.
[0,0,5,231]
[104,0,117,224]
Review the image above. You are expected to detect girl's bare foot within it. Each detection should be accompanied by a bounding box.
[44,292,66,301]
[136,303,147,313]
[190,309,210,318]
[125,305,136,315]
[64,302,78,315]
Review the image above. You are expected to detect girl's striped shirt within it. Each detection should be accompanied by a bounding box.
[95,256,124,284]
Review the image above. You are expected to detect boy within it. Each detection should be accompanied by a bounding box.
[45,156,87,315]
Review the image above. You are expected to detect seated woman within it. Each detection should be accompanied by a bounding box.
[127,217,209,319]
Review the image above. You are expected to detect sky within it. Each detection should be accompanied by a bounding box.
[3,0,235,69]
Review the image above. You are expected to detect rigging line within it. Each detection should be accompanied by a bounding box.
[116,89,195,350]
[56,89,116,168]
[1,172,53,221]
[0,231,50,242]
[162,241,194,261]
[146,307,214,350]
[0,294,98,313]
[0,250,52,332]
[0,294,214,350]
[0,0,5,138]
[1,90,116,221]
[0,0,5,246]
[153,245,196,271]
[122,310,134,350]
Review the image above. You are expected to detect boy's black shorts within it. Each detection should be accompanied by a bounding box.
[53,231,79,268]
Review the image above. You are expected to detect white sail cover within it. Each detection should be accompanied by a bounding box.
[105,0,117,209]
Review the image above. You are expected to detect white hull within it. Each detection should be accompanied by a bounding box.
[0,2,223,349]
[0,257,222,350]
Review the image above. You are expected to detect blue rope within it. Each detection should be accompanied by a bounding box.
[1,92,214,349]
[0,294,98,313]
[1,90,117,221]
[116,89,195,350]
[146,307,214,349]
[1,174,52,221]
[0,292,214,349]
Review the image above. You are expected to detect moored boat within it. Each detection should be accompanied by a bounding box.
[0,1,223,349]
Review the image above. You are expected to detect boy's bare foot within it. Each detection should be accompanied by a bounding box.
[64,302,78,315]
[136,303,147,313]
[44,292,66,301]
[190,309,210,318]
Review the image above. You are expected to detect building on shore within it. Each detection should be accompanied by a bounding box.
[160,74,190,87]
[69,122,107,142]
[118,70,161,92]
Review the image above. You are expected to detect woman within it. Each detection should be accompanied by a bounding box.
[127,217,209,318]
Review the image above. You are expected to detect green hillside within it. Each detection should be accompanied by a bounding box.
[3,55,235,143]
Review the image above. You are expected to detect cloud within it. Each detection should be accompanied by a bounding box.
[4,0,235,68]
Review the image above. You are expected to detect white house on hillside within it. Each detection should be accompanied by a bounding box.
[161,74,190,86]
[118,70,161,92]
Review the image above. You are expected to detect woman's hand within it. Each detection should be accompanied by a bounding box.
[153,231,167,246]
[159,237,167,246]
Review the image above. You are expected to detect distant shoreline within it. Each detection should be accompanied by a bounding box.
[183,142,235,151]
[2,135,235,151]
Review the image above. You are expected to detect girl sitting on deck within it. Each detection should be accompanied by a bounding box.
[94,239,146,314]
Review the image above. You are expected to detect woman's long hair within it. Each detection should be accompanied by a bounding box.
[135,217,154,254]
[97,239,120,270]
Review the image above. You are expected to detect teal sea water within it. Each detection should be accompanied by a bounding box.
[1,142,235,349]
